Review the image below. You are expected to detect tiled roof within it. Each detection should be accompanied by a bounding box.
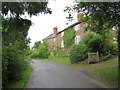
[43,34,57,40]
[56,21,82,35]
[43,21,82,40]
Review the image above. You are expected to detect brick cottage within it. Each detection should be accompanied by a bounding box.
[43,13,117,52]
[43,13,88,52]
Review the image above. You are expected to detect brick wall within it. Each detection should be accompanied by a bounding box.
[56,33,62,47]
[47,27,59,51]
[75,23,88,41]
[74,13,88,44]
[46,13,88,51]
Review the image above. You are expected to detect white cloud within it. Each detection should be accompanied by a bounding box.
[27,0,78,48]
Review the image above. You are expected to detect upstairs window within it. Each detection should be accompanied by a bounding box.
[74,24,80,31]
[75,36,80,44]
[61,40,64,47]
[53,38,56,42]
[53,46,56,50]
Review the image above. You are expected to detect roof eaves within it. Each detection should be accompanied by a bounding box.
[56,21,82,35]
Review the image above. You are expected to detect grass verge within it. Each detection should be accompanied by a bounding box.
[49,56,71,65]
[8,65,32,88]
[87,67,118,87]
[76,56,118,68]
[31,58,48,60]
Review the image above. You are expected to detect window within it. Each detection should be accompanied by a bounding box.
[75,36,80,44]
[61,40,64,47]
[61,32,64,37]
[53,46,56,50]
[74,24,80,31]
[113,37,117,43]
[53,38,56,42]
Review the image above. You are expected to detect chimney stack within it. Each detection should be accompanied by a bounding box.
[77,13,83,21]
[53,27,58,34]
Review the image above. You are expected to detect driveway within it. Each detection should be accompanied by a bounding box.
[26,60,110,88]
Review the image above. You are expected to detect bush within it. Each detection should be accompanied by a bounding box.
[30,41,50,58]
[38,49,50,58]
[30,52,39,58]
[110,44,118,55]
[70,43,88,63]
[51,45,70,57]
[2,46,28,87]
[83,32,103,52]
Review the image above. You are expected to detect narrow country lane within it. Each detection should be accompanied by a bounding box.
[26,60,109,88]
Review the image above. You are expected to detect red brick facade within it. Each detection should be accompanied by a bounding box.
[43,13,117,52]
[43,13,87,51]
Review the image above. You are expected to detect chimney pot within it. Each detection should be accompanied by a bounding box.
[53,27,58,34]
[77,13,83,21]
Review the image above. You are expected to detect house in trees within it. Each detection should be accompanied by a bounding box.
[43,13,117,52]
[43,13,88,52]
[43,27,62,51]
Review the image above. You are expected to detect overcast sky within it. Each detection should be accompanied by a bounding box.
[26,0,78,48]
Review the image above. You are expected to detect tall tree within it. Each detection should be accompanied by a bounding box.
[2,2,51,17]
[2,2,51,46]
[32,41,41,50]
[2,2,52,87]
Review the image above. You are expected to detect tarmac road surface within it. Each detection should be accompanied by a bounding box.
[26,60,109,88]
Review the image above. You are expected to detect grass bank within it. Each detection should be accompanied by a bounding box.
[31,58,48,60]
[7,65,32,88]
[49,57,71,65]
[88,67,118,87]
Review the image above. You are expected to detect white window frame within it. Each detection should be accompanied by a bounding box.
[53,38,56,42]
[74,24,80,31]
[61,40,64,48]
[61,32,64,37]
[53,46,56,50]
[75,36,80,44]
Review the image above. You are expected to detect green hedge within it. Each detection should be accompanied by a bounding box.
[2,46,28,87]
[70,43,88,63]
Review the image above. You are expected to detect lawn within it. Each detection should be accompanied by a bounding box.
[88,67,118,87]
[49,56,71,65]
[31,57,71,65]
[77,56,118,69]
[31,58,48,60]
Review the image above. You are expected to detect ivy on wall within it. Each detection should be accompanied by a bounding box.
[63,28,76,49]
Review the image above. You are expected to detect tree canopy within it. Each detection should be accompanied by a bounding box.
[2,2,51,87]
[65,2,119,31]
[32,41,41,50]
[2,2,51,18]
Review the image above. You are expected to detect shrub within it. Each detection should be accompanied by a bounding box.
[70,43,88,63]
[110,44,118,55]
[38,49,50,58]
[30,52,39,58]
[2,46,28,87]
[82,32,103,52]
[30,41,50,58]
